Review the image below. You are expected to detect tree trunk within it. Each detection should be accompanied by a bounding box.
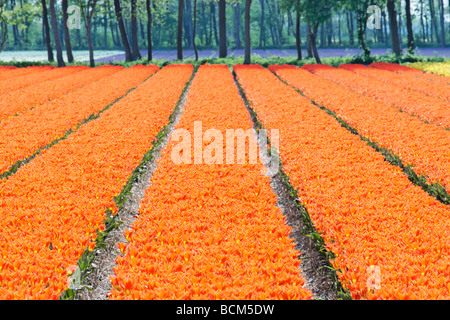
[438,0,445,46]
[131,0,141,59]
[429,0,439,45]
[265,0,277,45]
[348,10,354,46]
[107,0,120,47]
[405,0,415,53]
[288,11,295,37]
[327,18,333,46]
[147,0,152,61]
[87,23,95,67]
[244,0,252,64]
[83,0,98,68]
[259,0,265,47]
[41,0,54,62]
[103,0,108,49]
[397,0,402,45]
[338,11,342,45]
[382,7,388,46]
[275,1,284,45]
[49,0,65,67]
[295,8,301,60]
[420,0,426,42]
[310,24,321,64]
[60,16,66,49]
[177,0,184,60]
[211,1,218,46]
[306,23,313,58]
[114,0,133,61]
[357,10,370,59]
[235,2,241,49]
[62,0,74,62]
[0,20,7,52]
[320,24,325,48]
[218,0,227,57]
[387,0,402,56]
[11,0,21,47]
[193,0,198,60]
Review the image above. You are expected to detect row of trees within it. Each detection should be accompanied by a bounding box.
[0,0,448,66]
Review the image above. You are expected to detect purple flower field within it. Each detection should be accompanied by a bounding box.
[93,47,450,63]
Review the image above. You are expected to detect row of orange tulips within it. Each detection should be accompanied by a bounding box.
[0,65,157,176]
[0,65,120,121]
[270,64,449,194]
[109,64,313,300]
[371,62,449,83]
[0,65,192,299]
[374,62,450,86]
[0,66,18,71]
[234,64,450,299]
[303,64,450,129]
[340,63,449,102]
[0,66,88,96]
[0,65,53,81]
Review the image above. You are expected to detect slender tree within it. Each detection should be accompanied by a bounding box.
[41,0,54,61]
[387,0,402,56]
[210,1,218,45]
[62,0,74,62]
[108,1,120,47]
[429,0,439,45]
[177,0,184,60]
[77,0,98,67]
[146,0,152,60]
[193,0,198,60]
[306,23,313,58]
[281,0,302,59]
[259,0,265,47]
[295,1,302,60]
[346,0,371,61]
[405,0,415,53]
[50,0,65,67]
[382,6,388,46]
[114,0,133,61]
[243,0,252,64]
[346,9,354,46]
[103,0,108,49]
[418,0,426,42]
[0,0,7,51]
[234,1,241,49]
[300,0,335,64]
[130,0,141,59]
[218,0,227,57]
[438,0,445,46]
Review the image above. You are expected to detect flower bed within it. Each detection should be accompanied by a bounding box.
[234,64,450,300]
[270,64,450,195]
[109,64,313,300]
[0,65,193,299]
[0,66,121,121]
[302,64,450,129]
[0,65,158,176]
